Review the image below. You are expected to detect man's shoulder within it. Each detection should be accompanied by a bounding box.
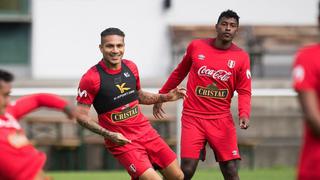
[228,44,249,60]
[80,64,99,81]
[230,42,247,52]
[122,59,136,66]
[298,44,320,55]
[189,38,212,45]
[123,59,138,71]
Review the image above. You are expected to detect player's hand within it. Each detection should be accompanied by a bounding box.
[153,103,165,119]
[167,86,187,101]
[239,117,250,129]
[108,132,131,146]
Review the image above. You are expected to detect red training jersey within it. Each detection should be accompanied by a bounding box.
[0,93,68,180]
[76,60,155,151]
[292,44,320,179]
[160,38,251,119]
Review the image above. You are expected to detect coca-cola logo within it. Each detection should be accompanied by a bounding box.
[197,66,231,81]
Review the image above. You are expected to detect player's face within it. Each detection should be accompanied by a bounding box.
[99,35,125,69]
[215,17,239,42]
[0,81,11,115]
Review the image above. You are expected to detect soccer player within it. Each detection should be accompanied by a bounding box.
[153,10,251,180]
[292,1,320,179]
[76,27,185,180]
[0,69,76,180]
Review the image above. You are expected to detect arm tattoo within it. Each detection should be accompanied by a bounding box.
[138,90,169,105]
[76,117,112,138]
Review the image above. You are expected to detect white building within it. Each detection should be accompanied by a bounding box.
[0,0,318,80]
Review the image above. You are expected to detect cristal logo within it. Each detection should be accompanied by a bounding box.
[197,66,231,81]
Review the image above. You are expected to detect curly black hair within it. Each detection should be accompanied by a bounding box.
[0,69,14,83]
[217,10,240,25]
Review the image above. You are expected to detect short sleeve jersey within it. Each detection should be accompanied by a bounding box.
[76,60,152,145]
[160,38,251,119]
[0,94,67,180]
[293,44,320,177]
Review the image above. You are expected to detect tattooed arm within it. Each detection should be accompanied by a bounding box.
[76,103,131,145]
[138,87,186,105]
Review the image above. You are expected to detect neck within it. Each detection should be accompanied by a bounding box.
[103,59,121,70]
[213,38,232,50]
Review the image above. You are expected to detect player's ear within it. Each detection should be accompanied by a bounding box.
[99,44,103,52]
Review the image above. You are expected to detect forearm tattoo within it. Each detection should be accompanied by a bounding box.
[77,117,111,138]
[138,90,169,105]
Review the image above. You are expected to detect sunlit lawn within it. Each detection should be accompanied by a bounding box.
[48,167,295,180]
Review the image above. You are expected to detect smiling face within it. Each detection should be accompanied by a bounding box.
[99,35,125,70]
[215,17,239,43]
[0,81,11,115]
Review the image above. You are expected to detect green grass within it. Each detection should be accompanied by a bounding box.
[48,167,295,180]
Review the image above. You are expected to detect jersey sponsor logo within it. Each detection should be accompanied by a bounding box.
[195,83,228,99]
[293,65,305,83]
[113,89,135,101]
[198,66,232,81]
[111,105,139,122]
[246,69,251,79]
[116,83,131,94]
[227,60,236,68]
[78,88,88,98]
[198,54,206,60]
[0,113,21,129]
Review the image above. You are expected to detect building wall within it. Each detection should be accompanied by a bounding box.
[31,0,318,79]
[167,0,318,25]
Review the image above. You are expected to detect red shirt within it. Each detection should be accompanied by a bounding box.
[160,38,251,119]
[0,93,67,180]
[293,44,320,179]
[76,60,154,149]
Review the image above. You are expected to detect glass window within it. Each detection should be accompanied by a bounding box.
[0,23,30,64]
[0,0,29,14]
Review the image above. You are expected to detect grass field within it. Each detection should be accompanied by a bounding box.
[48,167,295,180]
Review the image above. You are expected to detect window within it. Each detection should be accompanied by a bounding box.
[0,23,30,64]
[0,0,30,67]
[0,0,29,14]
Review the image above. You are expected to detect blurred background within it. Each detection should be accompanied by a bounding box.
[0,0,319,179]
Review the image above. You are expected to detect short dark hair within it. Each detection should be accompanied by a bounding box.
[217,10,240,25]
[100,27,125,44]
[0,69,14,83]
[100,27,125,38]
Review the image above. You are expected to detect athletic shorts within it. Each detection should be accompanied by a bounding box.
[0,132,46,180]
[297,125,320,180]
[109,129,176,179]
[181,113,240,162]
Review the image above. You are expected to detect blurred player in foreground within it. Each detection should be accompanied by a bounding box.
[76,27,185,180]
[0,69,76,180]
[153,10,251,180]
[292,1,320,179]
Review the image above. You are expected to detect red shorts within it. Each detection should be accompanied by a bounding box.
[0,132,46,180]
[297,124,320,180]
[181,113,240,162]
[109,129,176,179]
